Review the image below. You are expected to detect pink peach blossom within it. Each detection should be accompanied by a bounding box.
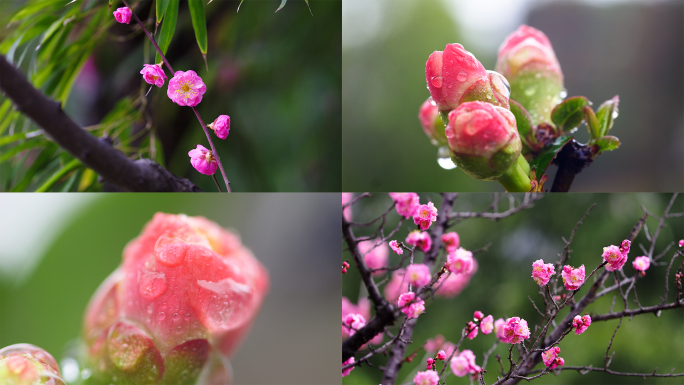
[501,317,530,344]
[413,370,439,385]
[466,321,478,340]
[140,64,167,87]
[384,269,409,302]
[435,272,471,298]
[208,115,230,139]
[389,240,403,255]
[342,357,355,377]
[398,292,425,319]
[542,346,563,369]
[603,244,628,271]
[341,297,382,344]
[532,259,555,286]
[167,70,207,107]
[561,265,585,291]
[406,230,432,253]
[389,193,420,218]
[572,314,591,335]
[424,335,445,353]
[450,349,480,377]
[445,247,473,275]
[436,350,446,360]
[342,193,353,222]
[113,7,132,24]
[441,232,460,253]
[632,256,650,272]
[342,313,366,337]
[188,144,217,175]
[359,239,389,276]
[480,315,494,334]
[406,263,432,288]
[494,318,506,342]
[413,202,438,230]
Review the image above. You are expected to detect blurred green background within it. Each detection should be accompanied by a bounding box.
[0,193,340,384]
[0,0,341,192]
[343,193,684,384]
[342,0,684,192]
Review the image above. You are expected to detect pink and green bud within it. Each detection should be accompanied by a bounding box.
[419,98,447,146]
[426,43,510,113]
[0,344,64,385]
[83,213,269,385]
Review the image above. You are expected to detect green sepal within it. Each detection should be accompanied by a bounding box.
[451,139,521,181]
[509,99,532,137]
[583,106,600,140]
[595,95,619,137]
[550,96,589,132]
[528,135,572,181]
[595,135,620,154]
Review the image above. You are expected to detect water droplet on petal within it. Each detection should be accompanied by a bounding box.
[428,97,436,107]
[172,313,180,321]
[457,71,468,82]
[138,271,168,300]
[430,76,443,88]
[176,325,182,334]
[437,146,457,170]
[184,313,191,321]
[524,86,537,97]
[559,90,568,99]
[612,110,619,119]
[157,312,166,321]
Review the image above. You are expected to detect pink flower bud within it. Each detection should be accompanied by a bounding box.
[542,346,562,368]
[398,292,425,319]
[113,7,132,24]
[480,315,494,334]
[406,263,432,288]
[500,317,530,344]
[445,247,474,275]
[602,245,628,272]
[140,64,167,87]
[620,239,631,255]
[342,313,366,337]
[419,98,447,146]
[208,115,230,140]
[466,321,479,340]
[632,256,650,272]
[445,101,522,180]
[572,314,591,335]
[413,202,438,231]
[561,265,585,290]
[413,370,439,385]
[406,230,432,253]
[531,259,555,286]
[359,239,389,277]
[389,240,403,255]
[436,350,447,360]
[473,310,484,320]
[167,70,207,107]
[0,344,63,385]
[188,144,218,175]
[679,239,684,247]
[342,357,355,377]
[427,357,434,365]
[83,213,269,384]
[426,43,509,112]
[389,192,421,218]
[441,232,460,253]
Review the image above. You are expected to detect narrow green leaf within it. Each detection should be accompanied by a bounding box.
[60,167,81,191]
[528,135,573,181]
[595,135,620,154]
[550,96,589,132]
[10,143,58,192]
[275,0,287,12]
[237,0,246,12]
[39,15,68,48]
[6,32,26,63]
[583,106,599,140]
[595,95,619,137]
[0,140,48,164]
[156,0,171,25]
[78,167,98,191]
[188,0,208,57]
[305,0,312,15]
[0,131,29,146]
[35,158,81,192]
[155,0,179,63]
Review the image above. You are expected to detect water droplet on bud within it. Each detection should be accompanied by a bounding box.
[428,97,436,107]
[437,146,457,170]
[559,90,567,99]
[139,271,167,300]
[457,71,467,82]
[612,110,619,119]
[524,86,537,97]
[157,312,166,321]
[430,76,443,88]
[172,313,180,321]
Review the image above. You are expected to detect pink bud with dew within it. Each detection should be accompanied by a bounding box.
[632,256,650,272]
[572,314,591,335]
[602,245,628,272]
[480,315,494,335]
[494,318,506,342]
[436,350,447,360]
[342,313,366,337]
[496,25,562,84]
[413,370,439,385]
[208,115,230,140]
[384,269,409,302]
[561,265,585,290]
[389,240,403,255]
[389,193,420,219]
[188,144,217,175]
[342,357,355,377]
[167,70,207,107]
[406,263,432,288]
[532,259,555,286]
[441,232,460,253]
[140,64,167,88]
[0,344,63,385]
[413,202,438,231]
[406,230,432,253]
[113,7,132,24]
[359,239,389,277]
[398,292,425,319]
[466,321,479,340]
[445,247,474,275]
[679,239,684,247]
[501,317,530,344]
[542,346,562,368]
[419,98,447,146]
[342,193,353,222]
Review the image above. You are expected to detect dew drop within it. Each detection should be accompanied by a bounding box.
[157,312,166,321]
[176,325,182,334]
[184,313,191,321]
[457,71,467,82]
[437,146,457,170]
[612,110,619,119]
[430,76,443,88]
[138,271,167,301]
[524,86,537,97]
[428,97,436,107]
[559,90,568,99]
[172,313,180,322]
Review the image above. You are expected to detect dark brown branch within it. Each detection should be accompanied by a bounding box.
[526,365,684,378]
[0,55,200,192]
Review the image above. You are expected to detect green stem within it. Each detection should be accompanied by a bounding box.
[517,154,530,175]
[497,163,531,192]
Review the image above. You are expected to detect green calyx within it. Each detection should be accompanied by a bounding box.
[509,69,564,126]
[450,138,522,181]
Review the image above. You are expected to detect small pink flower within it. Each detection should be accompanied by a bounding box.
[542,346,563,368]
[632,256,650,272]
[501,317,530,344]
[342,313,366,337]
[424,335,445,353]
[389,193,420,218]
[383,269,409,302]
[679,239,684,247]
[436,350,447,360]
[466,321,478,340]
[413,370,439,385]
[413,202,438,230]
[398,292,425,319]
[140,64,167,87]
[473,310,484,320]
[207,115,230,139]
[445,247,473,274]
[441,342,457,358]
[188,145,217,175]
[561,265,585,291]
[602,244,628,271]
[342,193,353,222]
[494,318,506,342]
[572,314,591,335]
[113,7,132,24]
[532,259,555,286]
[359,239,389,276]
[406,230,432,253]
[450,349,480,377]
[406,263,432,288]
[389,240,404,255]
[620,239,631,254]
[441,232,460,253]
[480,315,494,334]
[167,70,207,107]
[342,357,355,377]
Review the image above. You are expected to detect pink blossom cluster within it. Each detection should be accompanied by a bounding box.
[572,314,591,335]
[398,292,425,319]
[632,256,650,273]
[441,231,460,252]
[389,240,403,254]
[541,346,565,369]
[602,240,630,271]
[342,297,382,344]
[389,193,420,218]
[359,239,389,276]
[435,259,477,298]
[342,313,366,337]
[406,230,432,252]
[413,202,438,230]
[531,259,555,286]
[445,247,473,275]
[342,357,355,377]
[561,265,585,290]
[406,263,432,287]
[500,317,530,344]
[450,349,481,377]
[413,370,439,385]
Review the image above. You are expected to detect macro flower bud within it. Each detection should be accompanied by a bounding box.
[113,7,132,24]
[406,230,432,253]
[82,213,269,385]
[0,344,64,385]
[473,310,484,320]
[542,346,564,369]
[445,101,522,181]
[208,115,230,140]
[140,64,167,88]
[419,99,447,146]
[188,145,218,175]
[426,43,510,112]
[436,350,447,360]
[389,240,403,255]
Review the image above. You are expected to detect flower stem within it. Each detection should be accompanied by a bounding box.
[211,173,223,192]
[120,0,231,192]
[497,163,532,192]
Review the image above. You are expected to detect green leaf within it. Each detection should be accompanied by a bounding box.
[78,167,98,191]
[35,158,81,192]
[528,135,572,181]
[39,14,69,49]
[237,0,246,12]
[583,106,599,140]
[595,95,619,137]
[156,0,170,25]
[0,131,31,146]
[275,0,287,12]
[155,0,179,63]
[10,143,58,192]
[0,140,48,164]
[6,32,26,64]
[509,100,532,137]
[188,0,208,61]
[595,135,620,154]
[550,96,589,132]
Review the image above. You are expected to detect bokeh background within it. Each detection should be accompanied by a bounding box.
[342,0,684,192]
[343,193,684,384]
[0,193,340,384]
[0,0,341,192]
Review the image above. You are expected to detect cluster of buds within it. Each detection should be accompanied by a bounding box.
[541,346,565,369]
[572,314,592,335]
[342,260,350,274]
[602,239,630,271]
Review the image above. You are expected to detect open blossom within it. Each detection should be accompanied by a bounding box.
[602,244,628,271]
[359,239,389,276]
[413,370,439,385]
[389,193,420,218]
[532,259,555,286]
[389,240,403,255]
[481,315,494,334]
[168,70,207,107]
[342,297,382,344]
[342,193,353,222]
[406,230,432,252]
[342,313,366,337]
[384,269,409,302]
[466,321,478,339]
[406,264,432,287]
[188,144,217,175]
[208,115,230,140]
[113,7,132,24]
[140,64,167,87]
[435,272,470,298]
[572,314,591,335]
[441,232,460,253]
[413,202,438,230]
[561,265,585,290]
[450,349,480,377]
[542,346,564,369]
[445,247,473,274]
[342,357,355,377]
[632,256,650,272]
[501,317,530,344]
[494,318,506,341]
[398,292,425,319]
